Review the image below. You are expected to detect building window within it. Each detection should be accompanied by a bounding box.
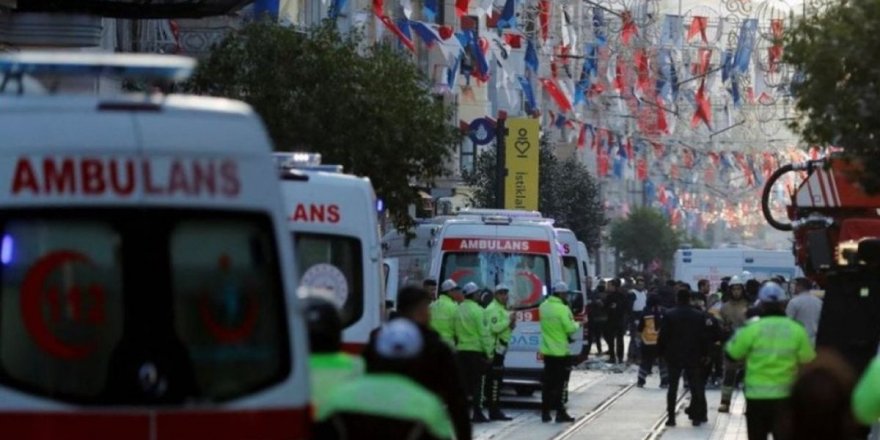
[460,136,475,174]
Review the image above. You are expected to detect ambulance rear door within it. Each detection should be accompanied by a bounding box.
[279,166,384,353]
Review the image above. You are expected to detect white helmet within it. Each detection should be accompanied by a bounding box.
[758,282,786,303]
[740,271,754,282]
[728,275,744,286]
[440,279,458,293]
[376,319,424,359]
[553,281,570,294]
[462,282,480,296]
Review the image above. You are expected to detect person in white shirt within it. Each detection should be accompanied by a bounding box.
[785,277,823,346]
[627,277,648,364]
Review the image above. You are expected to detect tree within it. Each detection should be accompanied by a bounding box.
[462,137,605,250]
[187,20,459,227]
[610,207,679,269]
[785,0,880,191]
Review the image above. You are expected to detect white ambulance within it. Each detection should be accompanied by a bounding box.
[428,209,581,394]
[0,53,310,439]
[276,153,384,353]
[555,228,588,316]
[674,247,800,291]
[381,217,450,289]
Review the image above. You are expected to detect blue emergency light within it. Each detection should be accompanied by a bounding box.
[0,51,196,82]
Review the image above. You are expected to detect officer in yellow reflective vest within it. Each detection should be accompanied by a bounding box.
[540,282,580,423]
[305,297,365,417]
[430,279,461,347]
[726,282,816,440]
[455,282,494,423]
[483,284,516,421]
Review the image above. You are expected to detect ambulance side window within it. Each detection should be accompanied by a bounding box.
[0,220,123,399]
[294,233,364,327]
[171,219,288,401]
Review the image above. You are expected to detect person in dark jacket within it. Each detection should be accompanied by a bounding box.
[657,280,677,309]
[587,281,607,356]
[363,287,472,440]
[603,279,628,364]
[658,289,712,427]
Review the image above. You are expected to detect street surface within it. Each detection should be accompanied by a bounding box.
[476,361,748,440]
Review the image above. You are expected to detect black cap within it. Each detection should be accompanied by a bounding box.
[304,297,342,353]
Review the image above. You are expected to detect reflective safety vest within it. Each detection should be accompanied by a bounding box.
[430,294,457,347]
[725,315,816,399]
[454,298,493,357]
[853,355,880,425]
[316,373,454,439]
[485,299,512,355]
[539,295,579,356]
[309,352,365,415]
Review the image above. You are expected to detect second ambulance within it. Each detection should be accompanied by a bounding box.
[429,209,581,395]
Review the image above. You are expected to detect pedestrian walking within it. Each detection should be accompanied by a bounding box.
[636,294,668,388]
[540,282,581,423]
[725,282,816,440]
[454,282,493,423]
[315,319,455,440]
[587,282,607,356]
[306,297,365,418]
[718,275,750,413]
[430,279,461,347]
[363,286,472,440]
[604,279,628,364]
[785,277,823,346]
[658,289,712,427]
[483,284,515,421]
[627,276,648,364]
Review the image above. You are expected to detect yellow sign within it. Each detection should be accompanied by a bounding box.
[504,118,540,211]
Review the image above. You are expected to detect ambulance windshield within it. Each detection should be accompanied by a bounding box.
[0,210,290,405]
[439,252,549,309]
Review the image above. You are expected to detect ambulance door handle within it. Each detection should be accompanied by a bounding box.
[370,245,381,262]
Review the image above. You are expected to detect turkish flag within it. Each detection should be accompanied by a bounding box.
[687,16,708,43]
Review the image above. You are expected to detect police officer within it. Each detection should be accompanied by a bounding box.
[483,284,516,421]
[540,282,580,423]
[455,282,493,423]
[430,279,461,347]
[657,288,712,427]
[315,319,455,440]
[306,297,365,417]
[726,282,816,440]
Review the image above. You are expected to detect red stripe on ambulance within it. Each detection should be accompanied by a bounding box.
[0,408,310,440]
[11,157,241,198]
[441,238,552,254]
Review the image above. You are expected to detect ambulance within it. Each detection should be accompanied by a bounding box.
[276,153,384,353]
[555,228,588,315]
[674,247,800,291]
[381,217,450,290]
[428,209,581,394]
[0,52,310,439]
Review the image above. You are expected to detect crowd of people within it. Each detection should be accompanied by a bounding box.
[590,272,880,439]
[304,270,880,440]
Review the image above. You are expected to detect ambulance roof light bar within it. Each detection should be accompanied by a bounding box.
[482,215,514,225]
[273,152,343,173]
[0,52,196,93]
[460,208,543,219]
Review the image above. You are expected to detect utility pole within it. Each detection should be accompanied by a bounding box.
[495,116,507,209]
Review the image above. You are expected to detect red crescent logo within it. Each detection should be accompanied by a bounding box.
[517,270,543,304]
[199,291,259,345]
[20,250,98,360]
[449,269,475,284]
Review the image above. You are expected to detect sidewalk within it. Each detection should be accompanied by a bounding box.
[660,390,748,440]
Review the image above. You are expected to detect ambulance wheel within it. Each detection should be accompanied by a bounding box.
[514,386,535,397]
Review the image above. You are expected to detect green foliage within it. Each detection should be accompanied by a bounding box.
[186,19,459,227]
[610,207,680,268]
[785,0,880,191]
[462,137,605,250]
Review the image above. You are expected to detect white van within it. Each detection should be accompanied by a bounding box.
[276,153,384,353]
[674,247,800,290]
[381,217,450,289]
[428,209,580,393]
[0,53,310,438]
